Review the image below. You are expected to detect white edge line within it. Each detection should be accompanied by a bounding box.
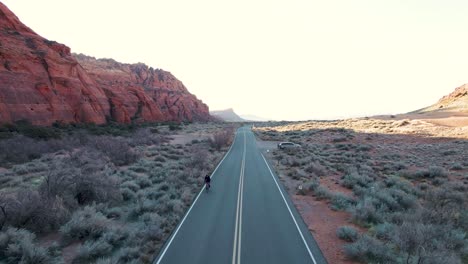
[155,130,239,264]
[261,154,318,264]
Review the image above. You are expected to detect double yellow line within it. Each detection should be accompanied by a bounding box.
[232,131,246,264]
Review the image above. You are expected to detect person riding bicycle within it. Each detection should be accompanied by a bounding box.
[204,174,211,189]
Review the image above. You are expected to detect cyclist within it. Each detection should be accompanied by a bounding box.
[204,174,211,190]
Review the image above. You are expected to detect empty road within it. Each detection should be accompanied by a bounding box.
[154,127,327,264]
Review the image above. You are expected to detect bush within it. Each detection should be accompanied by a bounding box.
[39,149,121,206]
[391,222,466,264]
[89,136,139,166]
[341,172,372,189]
[344,234,396,263]
[373,222,395,241]
[0,228,53,263]
[314,186,331,200]
[128,128,161,147]
[1,189,69,233]
[60,206,110,242]
[351,197,382,225]
[304,162,326,176]
[337,226,359,242]
[168,123,181,131]
[209,128,233,150]
[330,193,356,211]
[74,239,113,263]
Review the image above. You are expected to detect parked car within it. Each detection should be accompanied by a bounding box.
[277,142,301,150]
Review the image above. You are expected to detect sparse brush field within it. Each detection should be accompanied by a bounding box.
[0,121,235,263]
[255,118,468,264]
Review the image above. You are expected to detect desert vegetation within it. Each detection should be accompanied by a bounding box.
[255,118,468,264]
[0,121,235,263]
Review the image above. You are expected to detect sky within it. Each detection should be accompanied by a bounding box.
[3,0,468,120]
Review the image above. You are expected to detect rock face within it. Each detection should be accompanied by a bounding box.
[0,3,210,126]
[74,54,210,123]
[414,84,468,114]
[210,108,245,122]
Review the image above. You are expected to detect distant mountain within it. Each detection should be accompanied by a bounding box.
[210,109,245,122]
[240,114,271,122]
[412,84,468,114]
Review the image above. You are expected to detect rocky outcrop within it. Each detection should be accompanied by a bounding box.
[210,108,245,122]
[74,54,210,123]
[414,84,468,114]
[0,3,210,125]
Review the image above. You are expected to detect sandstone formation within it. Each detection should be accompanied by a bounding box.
[210,108,245,122]
[0,3,210,126]
[74,54,210,123]
[414,84,468,114]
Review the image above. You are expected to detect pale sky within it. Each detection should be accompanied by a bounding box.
[3,0,468,120]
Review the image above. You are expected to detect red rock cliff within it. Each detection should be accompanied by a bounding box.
[74,54,211,123]
[0,3,211,125]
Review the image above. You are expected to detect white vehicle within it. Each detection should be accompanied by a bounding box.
[277,142,301,150]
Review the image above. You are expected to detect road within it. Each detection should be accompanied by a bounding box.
[153,127,328,264]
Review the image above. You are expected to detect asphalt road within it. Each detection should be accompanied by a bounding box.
[153,127,328,264]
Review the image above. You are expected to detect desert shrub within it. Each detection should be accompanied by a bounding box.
[341,172,372,189]
[0,136,49,165]
[427,166,448,178]
[100,207,121,221]
[186,147,209,170]
[392,222,466,264]
[344,234,397,263]
[304,178,320,192]
[154,156,166,163]
[135,176,152,189]
[128,128,162,147]
[423,186,466,226]
[336,226,359,242]
[1,189,69,233]
[113,246,140,263]
[121,181,140,193]
[120,188,136,201]
[304,162,327,176]
[330,193,356,211]
[88,136,139,166]
[168,123,181,131]
[451,162,464,170]
[39,149,121,206]
[2,120,61,140]
[314,186,331,200]
[74,239,113,263]
[373,222,395,241]
[60,206,110,242]
[351,197,382,225]
[401,166,448,179]
[209,128,233,150]
[0,227,53,264]
[356,144,372,152]
[332,136,347,143]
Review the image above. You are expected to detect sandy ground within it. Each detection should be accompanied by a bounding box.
[293,195,361,264]
[375,112,468,127]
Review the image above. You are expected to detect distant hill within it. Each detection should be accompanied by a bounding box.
[210,109,246,122]
[240,114,272,122]
[412,84,468,114]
